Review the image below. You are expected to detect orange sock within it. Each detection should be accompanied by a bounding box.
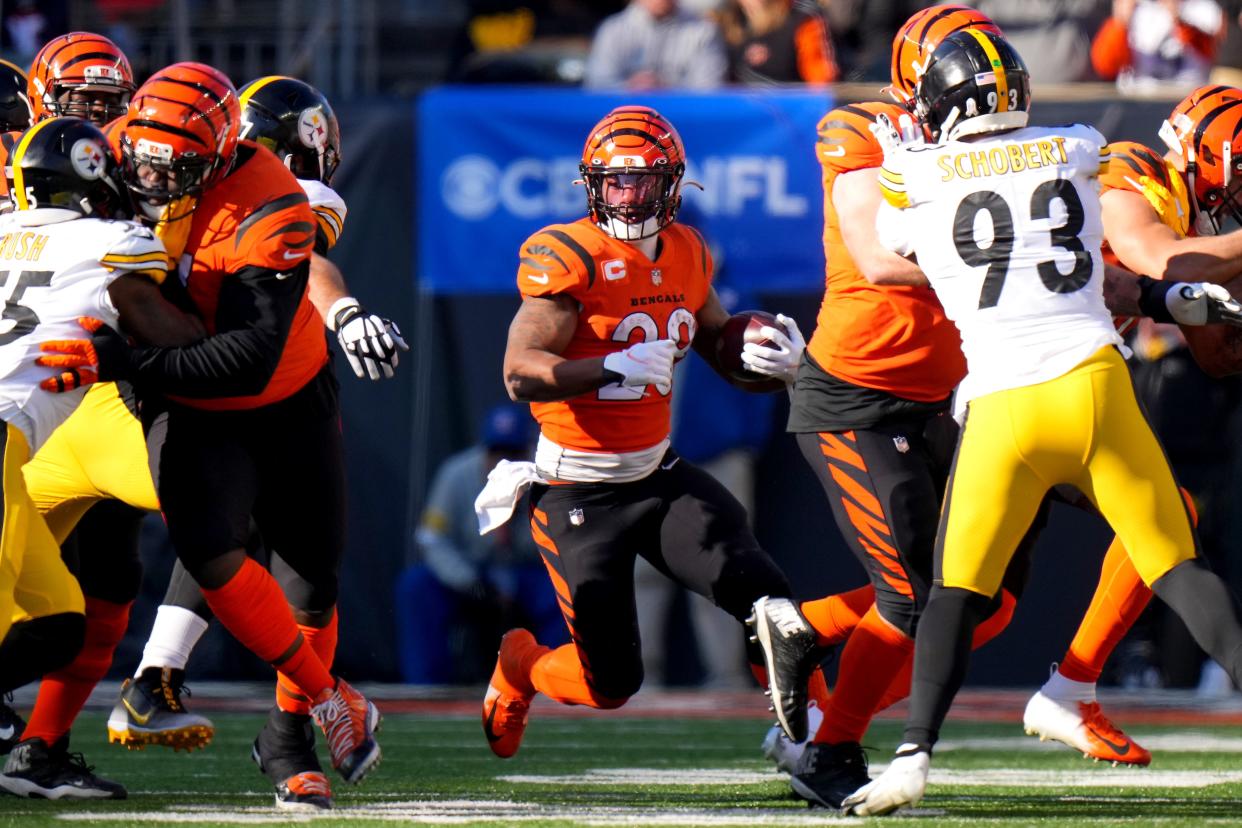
[528,643,629,710]
[808,665,831,709]
[277,613,339,715]
[24,598,130,745]
[800,586,874,647]
[815,606,912,744]
[1060,538,1153,682]
[872,589,1018,713]
[200,557,333,699]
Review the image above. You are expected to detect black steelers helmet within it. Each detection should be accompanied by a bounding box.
[914,28,1031,143]
[9,117,122,217]
[0,59,31,133]
[237,76,340,184]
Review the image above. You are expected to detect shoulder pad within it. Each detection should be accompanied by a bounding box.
[517,223,602,297]
[1100,141,1189,236]
[98,221,169,283]
[816,102,904,174]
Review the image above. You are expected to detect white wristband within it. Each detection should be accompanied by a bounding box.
[325,295,359,331]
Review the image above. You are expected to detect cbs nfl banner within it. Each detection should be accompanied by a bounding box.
[418,87,833,294]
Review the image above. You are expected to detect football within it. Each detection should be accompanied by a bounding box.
[716,310,787,382]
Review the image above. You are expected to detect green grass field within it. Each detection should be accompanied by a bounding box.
[4,704,1242,826]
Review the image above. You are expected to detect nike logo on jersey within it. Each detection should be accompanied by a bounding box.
[527,274,550,285]
[275,271,294,281]
[282,249,306,261]
[660,456,680,471]
[820,146,846,157]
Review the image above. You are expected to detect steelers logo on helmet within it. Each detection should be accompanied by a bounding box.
[579,106,691,241]
[913,28,1031,143]
[298,107,328,150]
[69,137,107,180]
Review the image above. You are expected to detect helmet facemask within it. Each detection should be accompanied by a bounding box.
[48,84,131,125]
[120,136,213,219]
[581,164,683,241]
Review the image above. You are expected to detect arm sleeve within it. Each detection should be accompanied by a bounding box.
[99,261,309,396]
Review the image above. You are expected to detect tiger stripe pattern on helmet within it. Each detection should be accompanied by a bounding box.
[888,4,1002,105]
[28,32,135,123]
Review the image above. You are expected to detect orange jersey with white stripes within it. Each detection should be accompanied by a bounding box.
[172,141,325,410]
[518,218,712,453]
[807,102,965,402]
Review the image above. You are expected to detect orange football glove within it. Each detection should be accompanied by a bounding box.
[36,317,105,393]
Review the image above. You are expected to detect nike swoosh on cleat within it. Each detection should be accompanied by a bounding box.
[483,700,503,743]
[1085,726,1131,755]
[122,698,152,726]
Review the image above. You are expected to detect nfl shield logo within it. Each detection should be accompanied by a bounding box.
[569,507,585,526]
[893,436,910,454]
[651,269,662,286]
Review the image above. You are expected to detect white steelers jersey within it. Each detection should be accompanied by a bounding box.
[876,123,1121,400]
[0,210,165,453]
[299,178,348,250]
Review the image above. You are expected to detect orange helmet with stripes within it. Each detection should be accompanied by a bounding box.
[1160,84,1242,234]
[579,105,687,241]
[887,5,1002,106]
[116,62,240,216]
[28,32,135,124]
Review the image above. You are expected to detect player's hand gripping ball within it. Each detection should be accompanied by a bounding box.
[716,310,795,383]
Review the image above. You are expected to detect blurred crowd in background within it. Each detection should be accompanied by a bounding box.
[6,0,1242,695]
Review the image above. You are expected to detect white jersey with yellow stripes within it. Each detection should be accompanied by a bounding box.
[299,178,347,250]
[0,209,165,453]
[876,123,1121,400]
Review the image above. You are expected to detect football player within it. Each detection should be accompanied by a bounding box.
[842,29,1242,815]
[32,63,382,794]
[104,75,404,812]
[0,116,203,798]
[475,105,811,758]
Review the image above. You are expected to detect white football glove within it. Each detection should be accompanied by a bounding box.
[603,339,677,389]
[869,111,924,158]
[327,296,409,380]
[1167,282,1242,326]
[739,313,805,385]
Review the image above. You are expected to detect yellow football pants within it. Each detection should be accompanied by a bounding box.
[22,382,158,545]
[1,422,84,638]
[939,346,1197,596]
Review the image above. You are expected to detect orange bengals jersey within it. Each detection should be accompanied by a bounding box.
[518,217,713,453]
[808,102,965,402]
[171,141,325,410]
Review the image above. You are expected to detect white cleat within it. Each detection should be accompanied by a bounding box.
[761,700,823,774]
[841,746,928,816]
[1023,691,1150,766]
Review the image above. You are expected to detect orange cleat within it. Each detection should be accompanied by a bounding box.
[1023,691,1151,766]
[482,629,542,759]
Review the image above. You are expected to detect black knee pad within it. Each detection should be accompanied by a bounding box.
[0,612,86,693]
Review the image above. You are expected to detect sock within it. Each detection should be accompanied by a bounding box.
[277,613,339,715]
[0,613,84,694]
[872,588,1018,713]
[199,557,332,699]
[23,598,130,745]
[814,605,912,744]
[136,604,211,676]
[800,585,875,647]
[1040,668,1097,703]
[749,662,768,688]
[1059,538,1154,683]
[528,644,629,710]
[808,665,831,712]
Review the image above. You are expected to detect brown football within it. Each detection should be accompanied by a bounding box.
[716,310,786,382]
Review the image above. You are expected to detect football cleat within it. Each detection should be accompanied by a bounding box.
[789,740,871,809]
[0,695,26,755]
[482,628,543,759]
[841,744,928,816]
[0,736,127,799]
[762,699,824,774]
[1023,691,1151,766]
[310,679,381,785]
[252,708,332,811]
[750,596,820,742]
[107,667,214,751]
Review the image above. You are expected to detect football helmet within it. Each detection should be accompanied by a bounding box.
[117,62,240,216]
[28,32,135,124]
[8,116,122,217]
[238,76,340,185]
[1159,85,1242,235]
[913,29,1031,143]
[579,106,687,240]
[887,5,1002,106]
[0,59,32,133]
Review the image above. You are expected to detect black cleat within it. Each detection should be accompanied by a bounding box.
[789,741,871,809]
[107,667,213,751]
[252,707,332,811]
[0,696,25,755]
[0,736,127,799]
[749,595,821,742]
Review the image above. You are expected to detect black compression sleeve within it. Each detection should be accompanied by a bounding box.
[1136,275,1177,324]
[99,261,309,397]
